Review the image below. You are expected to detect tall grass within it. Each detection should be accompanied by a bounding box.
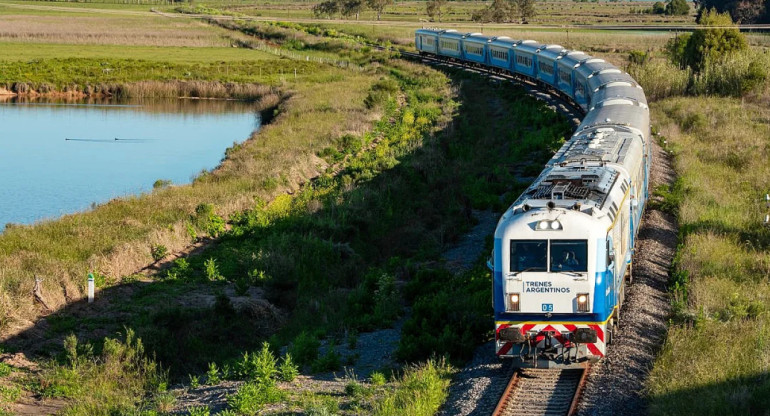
[629,49,770,99]
[373,358,453,416]
[34,329,167,415]
[646,97,770,415]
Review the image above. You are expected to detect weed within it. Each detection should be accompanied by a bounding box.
[204,258,223,281]
[289,332,320,368]
[206,362,221,385]
[311,344,341,373]
[372,358,453,416]
[188,374,200,389]
[278,354,299,382]
[187,406,210,416]
[227,382,285,415]
[154,391,177,413]
[0,363,12,378]
[150,244,168,262]
[370,372,386,386]
[234,278,251,296]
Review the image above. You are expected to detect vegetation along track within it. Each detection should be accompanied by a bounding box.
[493,366,590,416]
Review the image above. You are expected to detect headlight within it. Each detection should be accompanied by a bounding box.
[508,293,520,311]
[577,293,589,312]
[536,220,562,230]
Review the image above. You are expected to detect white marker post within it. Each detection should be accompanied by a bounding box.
[87,273,95,304]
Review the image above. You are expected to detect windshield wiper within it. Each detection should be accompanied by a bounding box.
[510,266,546,276]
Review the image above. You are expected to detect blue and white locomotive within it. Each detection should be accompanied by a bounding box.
[415,28,651,366]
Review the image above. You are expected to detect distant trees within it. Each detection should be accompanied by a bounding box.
[426,0,448,22]
[471,0,536,23]
[312,0,366,19]
[366,0,393,20]
[652,1,666,14]
[696,0,769,23]
[666,0,689,15]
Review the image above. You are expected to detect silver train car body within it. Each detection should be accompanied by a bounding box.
[415,28,651,367]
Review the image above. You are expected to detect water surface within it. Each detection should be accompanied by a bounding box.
[0,97,260,227]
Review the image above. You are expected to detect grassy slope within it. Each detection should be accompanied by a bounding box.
[646,97,770,415]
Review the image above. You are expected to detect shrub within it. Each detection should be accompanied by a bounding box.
[206,362,221,385]
[150,244,168,262]
[204,258,223,281]
[194,203,226,237]
[253,342,278,386]
[682,10,748,71]
[227,382,285,416]
[628,50,650,66]
[289,332,320,367]
[188,374,200,389]
[152,179,172,189]
[372,358,453,416]
[278,354,299,382]
[311,344,341,373]
[370,372,386,386]
[187,406,210,416]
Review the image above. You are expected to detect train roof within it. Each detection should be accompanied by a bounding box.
[489,37,522,47]
[464,34,491,43]
[516,164,619,210]
[538,45,566,60]
[591,82,647,109]
[577,102,649,138]
[439,31,465,40]
[558,51,592,68]
[514,41,543,54]
[587,71,636,94]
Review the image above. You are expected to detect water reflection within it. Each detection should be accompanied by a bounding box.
[0,96,261,227]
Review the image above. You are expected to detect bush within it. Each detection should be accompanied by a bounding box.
[194,203,226,237]
[278,354,299,382]
[311,344,341,373]
[682,10,748,71]
[152,179,172,189]
[370,372,386,386]
[187,406,210,416]
[372,358,453,416]
[206,362,221,385]
[150,244,168,262]
[288,332,320,367]
[227,382,285,415]
[204,258,223,281]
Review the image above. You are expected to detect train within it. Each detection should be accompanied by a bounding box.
[415,28,651,367]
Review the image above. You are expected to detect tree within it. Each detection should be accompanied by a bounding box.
[426,0,447,22]
[341,0,365,19]
[697,0,769,23]
[471,0,535,23]
[517,0,536,22]
[313,0,340,18]
[366,0,393,20]
[682,9,748,71]
[652,1,666,14]
[665,0,690,15]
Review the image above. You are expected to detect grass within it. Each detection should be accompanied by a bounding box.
[646,96,770,414]
[373,358,453,416]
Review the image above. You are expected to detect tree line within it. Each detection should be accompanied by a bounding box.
[695,0,770,24]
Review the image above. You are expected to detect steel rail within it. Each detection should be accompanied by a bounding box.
[492,364,590,416]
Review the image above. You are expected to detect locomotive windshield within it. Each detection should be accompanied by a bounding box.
[550,240,588,272]
[510,240,547,272]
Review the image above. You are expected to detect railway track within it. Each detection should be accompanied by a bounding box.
[492,365,590,416]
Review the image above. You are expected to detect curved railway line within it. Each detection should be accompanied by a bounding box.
[397,48,595,416]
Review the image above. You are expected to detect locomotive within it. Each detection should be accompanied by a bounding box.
[415,28,651,367]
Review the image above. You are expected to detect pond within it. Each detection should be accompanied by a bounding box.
[0,97,261,227]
